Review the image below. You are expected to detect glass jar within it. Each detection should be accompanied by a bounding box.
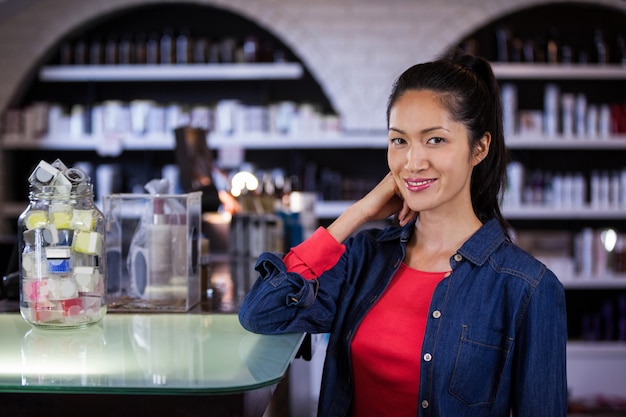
[18,162,106,328]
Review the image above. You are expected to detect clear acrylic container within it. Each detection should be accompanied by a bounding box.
[104,192,202,312]
[18,160,106,328]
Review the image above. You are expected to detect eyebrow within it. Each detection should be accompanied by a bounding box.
[388,126,450,134]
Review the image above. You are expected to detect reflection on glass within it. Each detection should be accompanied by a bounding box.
[21,325,106,386]
[0,314,303,394]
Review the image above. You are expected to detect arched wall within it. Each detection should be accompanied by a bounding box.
[0,0,624,131]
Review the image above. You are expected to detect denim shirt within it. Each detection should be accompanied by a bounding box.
[239,218,568,417]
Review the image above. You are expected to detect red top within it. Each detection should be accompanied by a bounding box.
[284,227,446,417]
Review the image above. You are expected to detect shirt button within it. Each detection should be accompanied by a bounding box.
[421,400,429,409]
[453,253,463,262]
[432,310,441,318]
[423,353,432,362]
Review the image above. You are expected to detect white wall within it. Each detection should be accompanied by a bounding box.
[1,0,625,131]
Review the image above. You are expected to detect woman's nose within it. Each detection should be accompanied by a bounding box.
[405,148,428,171]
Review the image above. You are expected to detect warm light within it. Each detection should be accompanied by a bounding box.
[230,171,259,196]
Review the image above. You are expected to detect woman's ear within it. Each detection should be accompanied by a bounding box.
[472,132,491,166]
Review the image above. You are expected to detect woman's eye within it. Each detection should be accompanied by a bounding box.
[390,137,406,145]
[427,137,445,144]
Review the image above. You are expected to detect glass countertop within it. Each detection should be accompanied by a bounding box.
[0,313,304,395]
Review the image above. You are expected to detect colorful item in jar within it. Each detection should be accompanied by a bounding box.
[72,230,103,255]
[24,210,48,230]
[49,202,73,229]
[70,209,96,231]
[46,247,72,274]
[21,158,103,327]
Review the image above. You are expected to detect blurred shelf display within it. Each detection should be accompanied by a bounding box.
[39,63,304,82]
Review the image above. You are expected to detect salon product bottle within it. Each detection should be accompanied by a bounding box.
[594,28,609,64]
[561,94,575,137]
[134,33,147,65]
[146,197,172,289]
[495,27,510,62]
[18,160,106,328]
[575,94,587,137]
[621,169,626,209]
[243,36,259,63]
[160,28,174,64]
[501,83,517,137]
[89,36,103,65]
[146,32,160,65]
[561,43,573,64]
[611,171,621,209]
[74,40,87,65]
[105,35,118,65]
[176,29,191,64]
[543,84,559,137]
[118,34,133,65]
[546,27,559,64]
[523,40,535,63]
[586,105,599,138]
[193,37,208,63]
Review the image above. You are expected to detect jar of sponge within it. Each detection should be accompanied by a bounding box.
[18,159,106,328]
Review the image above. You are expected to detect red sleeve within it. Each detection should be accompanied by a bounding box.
[283,226,346,280]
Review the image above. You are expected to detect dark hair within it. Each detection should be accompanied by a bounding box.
[386,49,511,239]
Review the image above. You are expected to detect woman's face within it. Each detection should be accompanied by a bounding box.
[387,89,489,216]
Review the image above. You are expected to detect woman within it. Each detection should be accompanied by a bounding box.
[239,51,568,417]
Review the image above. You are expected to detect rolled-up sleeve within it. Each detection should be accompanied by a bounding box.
[284,227,346,279]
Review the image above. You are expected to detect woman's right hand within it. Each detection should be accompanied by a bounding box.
[327,173,416,242]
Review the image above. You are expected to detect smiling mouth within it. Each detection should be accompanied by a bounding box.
[406,179,433,186]
[405,178,435,191]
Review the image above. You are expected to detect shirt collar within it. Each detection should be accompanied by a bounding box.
[378,217,507,266]
[457,218,508,266]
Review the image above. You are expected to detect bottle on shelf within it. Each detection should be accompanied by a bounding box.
[146,32,160,65]
[546,27,560,64]
[134,33,147,65]
[104,35,118,65]
[118,34,133,65]
[89,35,103,65]
[594,28,609,64]
[160,28,174,65]
[176,29,192,64]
